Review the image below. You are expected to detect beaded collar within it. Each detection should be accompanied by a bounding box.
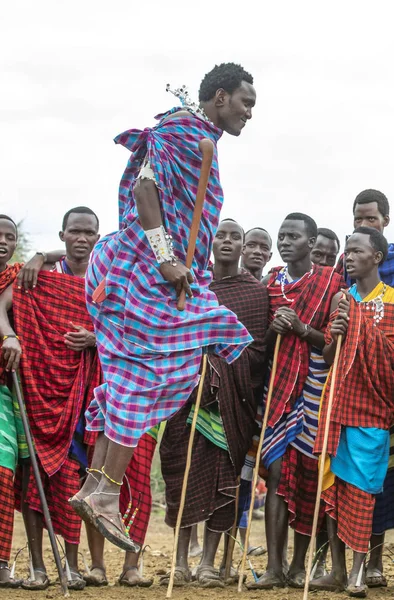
[166,84,213,124]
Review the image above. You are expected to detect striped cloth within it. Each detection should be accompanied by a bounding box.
[0,465,15,562]
[85,108,252,447]
[257,267,335,469]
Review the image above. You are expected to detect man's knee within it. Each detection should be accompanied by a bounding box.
[267,459,282,491]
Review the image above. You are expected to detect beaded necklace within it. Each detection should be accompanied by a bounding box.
[166,84,212,124]
[280,265,314,303]
[363,283,386,325]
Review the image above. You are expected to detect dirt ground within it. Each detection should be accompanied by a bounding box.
[2,511,394,600]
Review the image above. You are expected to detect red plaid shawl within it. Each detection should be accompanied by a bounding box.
[13,271,101,476]
[266,265,343,427]
[315,299,394,455]
[0,263,23,384]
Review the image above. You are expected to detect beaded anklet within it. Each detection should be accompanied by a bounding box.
[101,466,123,486]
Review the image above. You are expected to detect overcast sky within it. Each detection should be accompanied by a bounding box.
[1,0,394,267]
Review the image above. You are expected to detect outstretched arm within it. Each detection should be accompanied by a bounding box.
[0,286,22,372]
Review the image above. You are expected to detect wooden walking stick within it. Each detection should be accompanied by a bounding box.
[224,479,240,580]
[12,372,69,597]
[303,335,343,600]
[177,137,214,311]
[166,352,208,598]
[238,335,282,592]
[166,138,214,597]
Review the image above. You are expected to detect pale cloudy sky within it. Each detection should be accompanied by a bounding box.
[1,0,394,266]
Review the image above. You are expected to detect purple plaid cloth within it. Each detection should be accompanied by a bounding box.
[85,107,252,447]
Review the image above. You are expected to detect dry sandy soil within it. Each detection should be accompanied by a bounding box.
[2,511,394,600]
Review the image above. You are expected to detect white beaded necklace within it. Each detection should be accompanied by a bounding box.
[363,284,386,325]
[280,265,314,303]
[166,84,213,124]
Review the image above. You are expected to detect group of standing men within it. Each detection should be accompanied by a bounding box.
[0,62,393,599]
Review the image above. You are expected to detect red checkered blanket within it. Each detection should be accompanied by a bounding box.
[13,271,101,476]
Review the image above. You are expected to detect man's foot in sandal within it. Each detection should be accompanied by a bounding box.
[65,569,86,591]
[0,564,22,588]
[118,566,153,587]
[195,565,225,588]
[21,569,50,590]
[287,569,306,588]
[83,566,108,586]
[159,566,191,586]
[365,568,387,588]
[310,572,347,592]
[84,494,140,553]
[246,569,286,590]
[219,565,246,585]
[346,568,368,598]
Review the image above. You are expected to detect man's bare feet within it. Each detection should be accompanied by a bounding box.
[0,564,22,588]
[310,572,347,592]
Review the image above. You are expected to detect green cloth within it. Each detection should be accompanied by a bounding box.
[187,403,229,452]
[0,384,18,471]
[12,374,29,461]
[146,424,160,442]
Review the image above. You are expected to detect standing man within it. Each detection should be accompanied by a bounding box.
[311,228,340,268]
[160,219,268,587]
[241,227,273,280]
[0,207,101,590]
[311,228,394,597]
[248,213,343,590]
[72,63,257,551]
[0,215,23,588]
[335,188,394,588]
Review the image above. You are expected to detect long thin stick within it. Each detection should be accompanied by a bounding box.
[237,335,282,592]
[224,479,240,580]
[177,138,214,311]
[303,335,343,600]
[12,372,69,597]
[166,353,208,598]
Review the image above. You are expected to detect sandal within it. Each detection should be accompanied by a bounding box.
[246,569,286,590]
[247,546,267,556]
[365,568,387,588]
[159,566,191,587]
[346,582,368,598]
[87,494,140,553]
[310,573,346,592]
[21,568,50,591]
[69,494,96,525]
[287,570,306,588]
[219,565,246,585]
[66,569,86,591]
[195,565,225,588]
[0,565,22,588]
[83,566,108,586]
[118,566,153,587]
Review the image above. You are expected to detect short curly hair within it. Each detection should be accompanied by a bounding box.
[352,189,390,217]
[199,63,254,102]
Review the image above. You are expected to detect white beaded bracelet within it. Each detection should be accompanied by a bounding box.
[145,225,177,266]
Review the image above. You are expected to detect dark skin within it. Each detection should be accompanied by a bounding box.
[0,219,18,583]
[173,221,244,582]
[352,202,389,585]
[313,232,383,595]
[75,80,258,541]
[310,234,339,268]
[253,219,327,589]
[0,212,99,586]
[241,229,272,280]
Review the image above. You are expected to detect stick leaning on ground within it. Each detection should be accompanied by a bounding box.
[166,353,208,598]
[302,335,343,600]
[166,138,214,598]
[177,138,214,311]
[12,372,69,597]
[237,335,282,592]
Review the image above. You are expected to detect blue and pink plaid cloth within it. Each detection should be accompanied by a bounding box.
[85,108,252,447]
